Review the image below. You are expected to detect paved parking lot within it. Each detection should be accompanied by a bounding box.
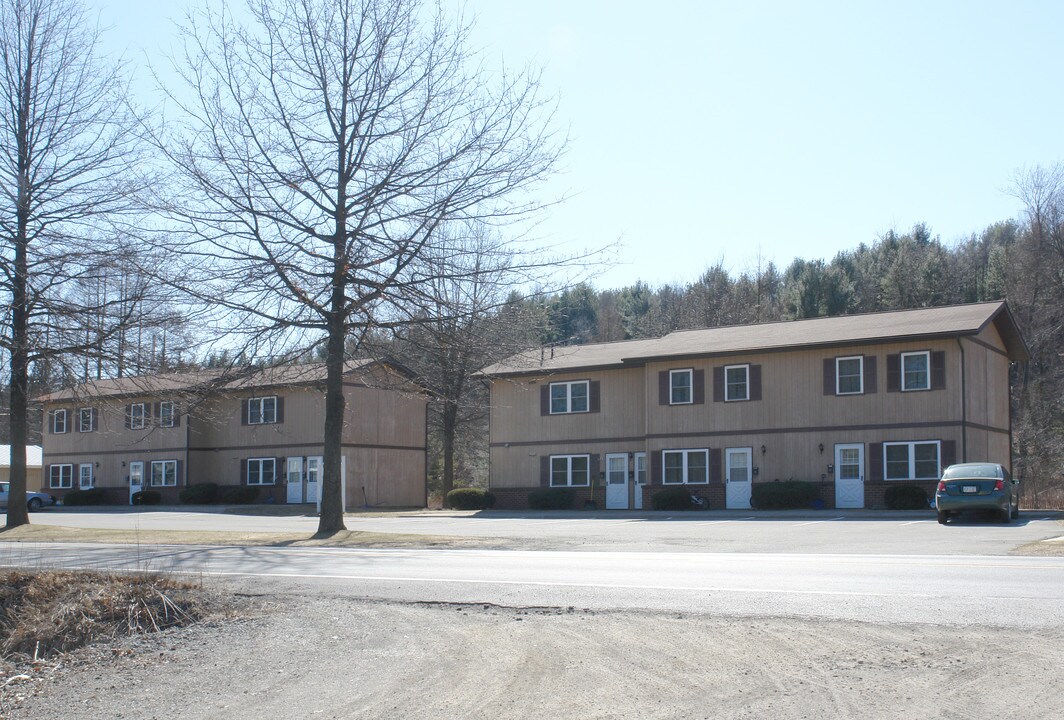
[9,506,1063,555]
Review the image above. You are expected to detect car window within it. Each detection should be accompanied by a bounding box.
[942,464,999,479]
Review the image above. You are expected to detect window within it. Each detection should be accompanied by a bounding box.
[79,463,94,490]
[78,407,96,433]
[129,403,146,430]
[159,401,175,428]
[884,441,940,480]
[49,464,73,489]
[662,449,709,485]
[549,381,589,414]
[669,369,693,405]
[248,396,278,424]
[836,356,863,395]
[549,455,590,487]
[52,409,67,434]
[247,457,277,485]
[151,460,178,487]
[724,365,749,402]
[129,462,144,487]
[901,351,930,391]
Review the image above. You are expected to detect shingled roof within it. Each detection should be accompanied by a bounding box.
[480,301,1028,377]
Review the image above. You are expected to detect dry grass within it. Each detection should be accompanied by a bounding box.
[0,570,205,662]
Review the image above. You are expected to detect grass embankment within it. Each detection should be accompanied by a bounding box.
[0,570,205,662]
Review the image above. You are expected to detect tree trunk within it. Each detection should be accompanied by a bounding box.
[317,239,349,534]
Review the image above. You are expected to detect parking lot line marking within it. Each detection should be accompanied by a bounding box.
[900,520,931,526]
[794,517,844,526]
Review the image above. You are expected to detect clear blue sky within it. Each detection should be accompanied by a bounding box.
[98,0,1064,290]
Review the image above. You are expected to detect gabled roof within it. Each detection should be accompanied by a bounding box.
[34,359,402,403]
[0,445,43,469]
[480,301,1029,377]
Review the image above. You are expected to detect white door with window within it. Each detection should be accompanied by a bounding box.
[633,452,647,510]
[834,444,865,509]
[306,456,322,504]
[605,453,629,509]
[128,462,144,505]
[286,457,304,504]
[725,448,753,509]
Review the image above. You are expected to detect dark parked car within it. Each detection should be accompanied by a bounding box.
[935,463,1019,524]
[0,481,59,512]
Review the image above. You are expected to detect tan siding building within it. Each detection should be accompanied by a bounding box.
[36,361,427,509]
[481,302,1028,510]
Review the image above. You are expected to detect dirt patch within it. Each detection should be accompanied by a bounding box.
[0,524,504,549]
[3,591,1061,720]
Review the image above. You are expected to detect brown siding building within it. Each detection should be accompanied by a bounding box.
[481,302,1028,510]
[36,361,427,509]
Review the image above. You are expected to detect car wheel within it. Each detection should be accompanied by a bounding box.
[27,497,42,512]
[1000,503,1012,524]
[937,510,948,525]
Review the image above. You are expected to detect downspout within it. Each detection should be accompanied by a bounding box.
[956,338,967,463]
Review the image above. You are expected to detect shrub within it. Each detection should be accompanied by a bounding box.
[527,488,576,510]
[216,485,259,504]
[751,481,820,510]
[179,483,219,505]
[131,490,161,506]
[446,488,496,510]
[651,486,696,511]
[884,484,930,510]
[61,488,108,506]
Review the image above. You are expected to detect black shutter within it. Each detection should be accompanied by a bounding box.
[276,457,285,484]
[46,410,53,434]
[176,460,185,487]
[864,356,877,394]
[650,450,662,485]
[540,385,550,415]
[173,406,182,427]
[241,399,249,425]
[589,453,599,484]
[539,455,550,487]
[869,443,883,481]
[710,448,722,483]
[125,405,132,430]
[940,440,956,469]
[658,371,669,405]
[823,358,835,395]
[276,396,285,423]
[240,458,248,485]
[886,354,900,392]
[931,351,946,390]
[152,402,160,422]
[589,381,601,413]
[749,365,762,401]
[92,408,99,431]
[713,367,725,402]
[693,370,705,404]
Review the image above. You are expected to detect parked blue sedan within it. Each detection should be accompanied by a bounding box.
[0,481,59,512]
[935,463,1020,524]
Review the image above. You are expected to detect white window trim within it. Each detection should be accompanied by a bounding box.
[150,459,178,487]
[78,407,95,433]
[130,402,146,430]
[548,381,590,415]
[247,457,277,486]
[549,454,591,487]
[724,364,750,402]
[900,351,931,392]
[52,409,67,434]
[248,396,278,424]
[78,463,94,490]
[159,401,175,428]
[883,440,941,481]
[49,464,73,489]
[669,369,693,405]
[835,356,864,395]
[662,448,710,485]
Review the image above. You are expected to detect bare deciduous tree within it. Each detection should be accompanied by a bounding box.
[154,0,564,533]
[0,0,145,528]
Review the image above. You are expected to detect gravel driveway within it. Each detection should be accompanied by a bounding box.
[4,585,1061,719]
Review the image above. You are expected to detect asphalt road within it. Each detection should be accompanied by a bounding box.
[3,542,1062,628]
[15,506,1064,554]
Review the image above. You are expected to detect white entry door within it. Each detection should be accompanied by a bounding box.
[306,456,322,504]
[725,448,753,509]
[633,452,647,510]
[834,444,865,509]
[128,461,144,505]
[286,457,304,504]
[605,453,629,509]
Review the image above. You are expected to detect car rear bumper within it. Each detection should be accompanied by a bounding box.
[935,493,1009,513]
